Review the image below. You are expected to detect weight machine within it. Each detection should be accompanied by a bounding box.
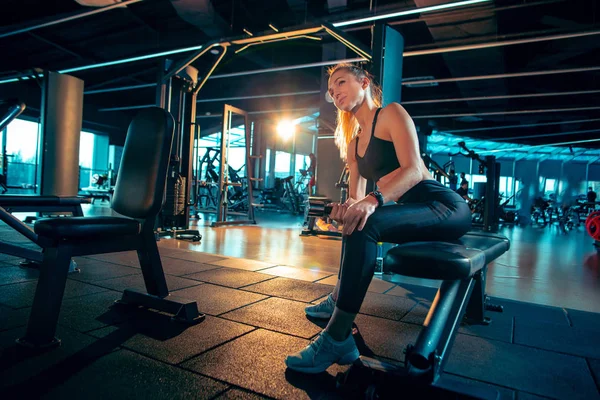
[155,62,204,241]
[457,142,501,232]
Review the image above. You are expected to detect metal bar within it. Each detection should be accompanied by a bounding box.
[404,29,600,58]
[445,118,600,134]
[403,89,600,105]
[230,27,323,45]
[209,58,364,80]
[412,105,600,119]
[0,0,144,39]
[193,46,228,95]
[164,42,225,83]
[0,103,26,131]
[322,23,372,60]
[197,90,320,103]
[493,128,600,142]
[403,66,600,86]
[196,107,318,119]
[85,83,154,95]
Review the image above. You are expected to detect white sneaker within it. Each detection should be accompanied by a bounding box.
[305,294,335,319]
[285,330,360,374]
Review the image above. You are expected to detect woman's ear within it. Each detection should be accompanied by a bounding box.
[362,76,370,90]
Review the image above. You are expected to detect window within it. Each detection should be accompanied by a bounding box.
[5,118,39,191]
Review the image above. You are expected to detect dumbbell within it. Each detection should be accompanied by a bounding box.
[306,198,334,218]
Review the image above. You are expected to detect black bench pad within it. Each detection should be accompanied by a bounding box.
[385,233,509,280]
[0,195,92,206]
[35,216,140,239]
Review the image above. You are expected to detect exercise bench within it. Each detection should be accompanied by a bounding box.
[337,231,510,399]
[16,107,204,350]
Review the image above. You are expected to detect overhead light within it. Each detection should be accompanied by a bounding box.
[269,24,279,32]
[332,0,492,27]
[243,28,253,36]
[277,120,296,140]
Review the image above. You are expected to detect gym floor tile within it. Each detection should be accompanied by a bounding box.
[0,266,39,286]
[445,334,598,399]
[366,277,397,293]
[515,392,555,400]
[159,256,222,276]
[314,274,397,294]
[353,313,421,362]
[459,315,514,343]
[514,318,600,359]
[0,253,24,264]
[567,308,600,331]
[72,256,103,266]
[0,304,29,332]
[57,290,141,333]
[358,291,417,321]
[588,358,600,391]
[0,280,108,309]
[67,261,139,283]
[92,273,201,293]
[313,274,337,286]
[0,325,113,391]
[185,267,276,288]
[172,283,268,316]
[85,251,141,267]
[440,374,516,400]
[214,388,271,399]
[221,297,323,339]
[159,248,227,264]
[484,297,570,326]
[181,329,348,400]
[88,314,254,364]
[384,282,438,302]
[209,257,278,271]
[41,349,229,400]
[241,277,333,302]
[257,265,334,282]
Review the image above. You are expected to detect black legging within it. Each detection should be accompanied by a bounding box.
[336,179,472,313]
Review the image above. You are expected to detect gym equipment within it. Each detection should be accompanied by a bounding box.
[301,165,348,237]
[0,101,89,271]
[211,104,258,227]
[457,142,501,232]
[336,231,509,399]
[16,108,204,350]
[155,63,202,242]
[422,153,450,183]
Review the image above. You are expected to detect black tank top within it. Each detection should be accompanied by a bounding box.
[355,108,400,183]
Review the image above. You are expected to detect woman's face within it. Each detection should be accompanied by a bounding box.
[328,69,367,112]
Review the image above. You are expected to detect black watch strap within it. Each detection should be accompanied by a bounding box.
[369,191,384,207]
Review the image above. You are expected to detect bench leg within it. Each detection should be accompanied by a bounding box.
[464,265,503,325]
[406,278,475,383]
[136,226,169,298]
[17,245,73,349]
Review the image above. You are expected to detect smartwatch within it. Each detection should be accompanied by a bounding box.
[368,191,384,207]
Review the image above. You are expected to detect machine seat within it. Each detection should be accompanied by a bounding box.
[34,216,140,239]
[385,233,510,280]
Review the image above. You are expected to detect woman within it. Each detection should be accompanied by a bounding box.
[285,63,472,373]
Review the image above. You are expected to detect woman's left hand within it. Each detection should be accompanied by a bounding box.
[342,196,378,236]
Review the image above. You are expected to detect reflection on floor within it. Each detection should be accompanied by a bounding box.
[146,207,600,314]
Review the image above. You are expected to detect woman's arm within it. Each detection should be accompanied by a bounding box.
[375,103,427,203]
[347,137,367,201]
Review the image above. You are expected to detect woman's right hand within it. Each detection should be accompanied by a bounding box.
[329,198,357,223]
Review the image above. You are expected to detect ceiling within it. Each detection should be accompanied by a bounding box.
[0,0,599,150]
